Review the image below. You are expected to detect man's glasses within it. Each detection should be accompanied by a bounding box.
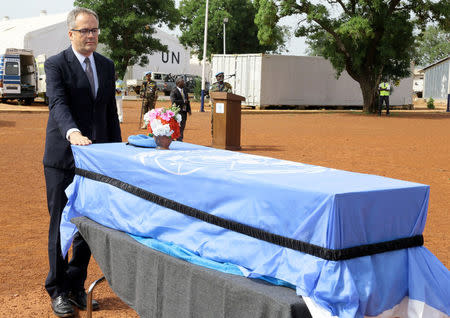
[71,28,100,36]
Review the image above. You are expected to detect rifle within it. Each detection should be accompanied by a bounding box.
[139,83,146,129]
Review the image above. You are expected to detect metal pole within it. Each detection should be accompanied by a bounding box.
[200,0,209,113]
[223,17,228,55]
[223,22,226,55]
[86,276,105,318]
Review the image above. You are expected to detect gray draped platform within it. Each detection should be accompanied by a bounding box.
[72,217,312,318]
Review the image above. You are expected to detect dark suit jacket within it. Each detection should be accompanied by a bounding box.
[170,86,191,113]
[43,47,122,170]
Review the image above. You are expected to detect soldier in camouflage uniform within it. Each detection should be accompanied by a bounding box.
[140,72,158,129]
[210,72,232,93]
[209,72,232,136]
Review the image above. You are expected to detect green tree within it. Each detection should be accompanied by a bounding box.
[178,0,287,61]
[74,0,180,79]
[414,25,450,67]
[256,0,450,113]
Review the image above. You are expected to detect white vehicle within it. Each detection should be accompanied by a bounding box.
[151,72,176,96]
[35,54,48,103]
[126,71,176,96]
[412,69,424,98]
[0,48,38,105]
[126,78,143,95]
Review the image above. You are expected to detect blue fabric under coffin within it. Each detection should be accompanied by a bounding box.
[61,142,450,317]
[129,234,295,289]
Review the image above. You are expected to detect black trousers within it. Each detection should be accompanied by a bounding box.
[379,96,390,114]
[178,111,188,141]
[44,166,91,299]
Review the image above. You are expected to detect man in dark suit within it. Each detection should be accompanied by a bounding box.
[170,77,191,141]
[43,7,121,317]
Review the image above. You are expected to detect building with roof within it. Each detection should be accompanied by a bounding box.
[0,12,207,80]
[0,12,69,58]
[421,56,450,103]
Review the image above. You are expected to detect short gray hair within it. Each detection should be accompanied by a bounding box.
[67,7,99,29]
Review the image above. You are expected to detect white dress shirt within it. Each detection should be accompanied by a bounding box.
[177,86,185,101]
[71,46,99,95]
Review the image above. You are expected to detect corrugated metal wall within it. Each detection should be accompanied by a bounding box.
[260,55,365,106]
[212,54,414,107]
[423,59,450,99]
[211,54,237,87]
[235,55,262,106]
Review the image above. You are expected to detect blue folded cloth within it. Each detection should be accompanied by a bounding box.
[127,134,156,148]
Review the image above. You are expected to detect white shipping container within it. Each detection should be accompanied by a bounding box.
[211,54,413,108]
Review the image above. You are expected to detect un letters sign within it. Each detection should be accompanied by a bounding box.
[162,51,180,64]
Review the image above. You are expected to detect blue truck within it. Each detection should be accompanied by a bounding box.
[0,48,38,105]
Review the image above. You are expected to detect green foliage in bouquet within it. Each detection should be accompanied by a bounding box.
[169,104,181,115]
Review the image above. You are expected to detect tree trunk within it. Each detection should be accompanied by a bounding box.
[117,60,129,81]
[359,79,378,113]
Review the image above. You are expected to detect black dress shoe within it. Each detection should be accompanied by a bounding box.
[51,295,74,317]
[68,290,99,311]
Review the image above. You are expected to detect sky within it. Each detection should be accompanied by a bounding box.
[1,0,308,55]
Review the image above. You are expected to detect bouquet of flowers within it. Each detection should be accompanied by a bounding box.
[143,105,182,140]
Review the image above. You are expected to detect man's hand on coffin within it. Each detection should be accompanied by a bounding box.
[69,131,92,146]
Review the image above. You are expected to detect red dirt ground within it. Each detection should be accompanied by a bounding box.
[0,100,448,317]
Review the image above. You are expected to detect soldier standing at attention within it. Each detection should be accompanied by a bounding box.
[140,71,158,128]
[209,72,232,136]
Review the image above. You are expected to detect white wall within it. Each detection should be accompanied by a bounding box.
[25,22,70,58]
[212,54,414,107]
[123,29,191,81]
[0,13,195,80]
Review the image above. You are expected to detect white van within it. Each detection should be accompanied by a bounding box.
[0,48,38,105]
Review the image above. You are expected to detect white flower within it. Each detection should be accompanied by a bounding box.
[143,111,151,124]
[150,119,174,137]
[175,113,182,123]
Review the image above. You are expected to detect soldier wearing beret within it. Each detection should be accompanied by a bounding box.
[210,72,232,93]
[209,72,232,136]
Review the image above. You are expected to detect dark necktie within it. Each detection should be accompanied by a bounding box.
[84,57,96,97]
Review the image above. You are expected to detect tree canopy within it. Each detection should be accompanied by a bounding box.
[178,0,288,61]
[414,25,450,67]
[256,0,450,112]
[74,0,180,79]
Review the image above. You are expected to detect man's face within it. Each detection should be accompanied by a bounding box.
[216,74,224,82]
[69,13,99,56]
[177,79,185,88]
[146,74,151,81]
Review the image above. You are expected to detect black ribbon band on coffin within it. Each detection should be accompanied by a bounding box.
[75,167,424,261]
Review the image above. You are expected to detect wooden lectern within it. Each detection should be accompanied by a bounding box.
[210,92,245,150]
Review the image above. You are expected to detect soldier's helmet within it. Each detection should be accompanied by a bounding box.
[215,72,224,77]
